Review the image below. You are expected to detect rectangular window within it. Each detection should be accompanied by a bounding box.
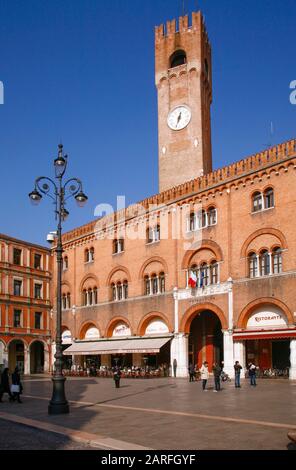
[34,283,42,299]
[35,312,42,329]
[13,248,22,265]
[13,309,22,328]
[13,279,22,296]
[34,254,42,269]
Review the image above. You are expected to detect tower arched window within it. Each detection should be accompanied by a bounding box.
[200,263,208,287]
[111,283,116,301]
[151,274,158,295]
[197,210,207,229]
[82,289,87,306]
[170,49,187,68]
[189,212,196,232]
[273,247,282,274]
[249,252,258,278]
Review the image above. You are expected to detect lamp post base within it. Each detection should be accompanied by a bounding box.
[48,375,69,415]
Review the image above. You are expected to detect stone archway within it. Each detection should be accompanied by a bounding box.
[30,341,45,374]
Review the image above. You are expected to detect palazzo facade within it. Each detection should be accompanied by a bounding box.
[51,12,296,379]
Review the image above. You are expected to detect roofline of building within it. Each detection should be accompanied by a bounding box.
[0,233,50,252]
[60,137,296,245]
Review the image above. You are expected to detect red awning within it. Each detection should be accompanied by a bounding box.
[233,329,296,341]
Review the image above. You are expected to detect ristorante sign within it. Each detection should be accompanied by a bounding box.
[247,309,287,329]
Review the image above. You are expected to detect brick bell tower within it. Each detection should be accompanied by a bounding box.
[155,11,213,192]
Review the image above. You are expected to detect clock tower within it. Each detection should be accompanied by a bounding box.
[155,11,213,192]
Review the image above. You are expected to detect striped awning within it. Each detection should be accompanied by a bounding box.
[233,329,296,341]
[63,336,172,356]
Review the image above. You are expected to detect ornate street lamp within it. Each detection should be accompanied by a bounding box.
[29,144,88,414]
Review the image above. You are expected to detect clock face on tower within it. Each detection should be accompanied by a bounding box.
[167,105,192,131]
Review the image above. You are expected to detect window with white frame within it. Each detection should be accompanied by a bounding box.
[34,253,42,269]
[13,309,22,328]
[113,239,124,254]
[63,256,68,270]
[273,247,282,274]
[144,272,165,296]
[188,261,219,287]
[187,207,217,231]
[147,225,160,244]
[85,247,94,263]
[111,281,128,301]
[82,287,98,306]
[252,188,274,213]
[249,252,258,278]
[13,279,22,296]
[34,283,42,299]
[13,248,22,266]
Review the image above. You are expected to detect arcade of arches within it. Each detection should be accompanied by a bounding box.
[0,339,50,375]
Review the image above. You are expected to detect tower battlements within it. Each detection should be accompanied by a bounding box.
[155,11,210,47]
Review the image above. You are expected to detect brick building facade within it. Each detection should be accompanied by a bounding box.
[53,11,296,379]
[0,234,52,374]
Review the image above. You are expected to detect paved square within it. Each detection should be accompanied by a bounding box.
[0,376,296,450]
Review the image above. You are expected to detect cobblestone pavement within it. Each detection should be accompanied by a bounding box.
[0,418,97,450]
[0,376,296,450]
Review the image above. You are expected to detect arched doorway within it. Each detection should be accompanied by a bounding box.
[8,340,25,374]
[189,310,223,371]
[30,341,44,374]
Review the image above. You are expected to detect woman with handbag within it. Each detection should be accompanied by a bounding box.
[0,368,14,402]
[11,366,22,403]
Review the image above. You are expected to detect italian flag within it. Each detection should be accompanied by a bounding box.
[188,271,197,288]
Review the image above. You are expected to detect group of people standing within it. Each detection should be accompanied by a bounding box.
[0,367,23,403]
[189,360,258,391]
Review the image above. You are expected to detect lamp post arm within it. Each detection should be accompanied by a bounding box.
[63,177,83,202]
[35,176,58,201]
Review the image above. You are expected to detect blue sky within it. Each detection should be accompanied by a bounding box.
[0,0,295,245]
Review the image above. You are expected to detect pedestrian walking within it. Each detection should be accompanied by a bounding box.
[0,368,14,402]
[248,362,257,387]
[234,361,243,388]
[188,363,195,382]
[212,362,221,392]
[11,366,23,403]
[113,367,122,389]
[199,361,209,391]
[173,359,177,378]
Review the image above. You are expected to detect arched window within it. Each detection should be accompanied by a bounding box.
[67,293,71,309]
[151,274,158,295]
[249,252,258,278]
[210,261,218,284]
[207,207,217,226]
[264,188,274,209]
[111,283,116,301]
[197,210,207,229]
[63,256,68,270]
[200,263,208,287]
[89,247,94,262]
[188,212,196,232]
[93,287,98,305]
[273,247,282,274]
[82,289,87,306]
[260,250,270,276]
[88,288,93,305]
[147,225,160,244]
[159,272,165,293]
[252,192,263,212]
[170,49,187,68]
[62,294,67,310]
[84,249,89,263]
[113,239,124,254]
[144,275,150,296]
[117,282,123,301]
[123,280,128,299]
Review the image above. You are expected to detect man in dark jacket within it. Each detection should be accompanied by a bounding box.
[113,367,122,389]
[0,368,14,402]
[234,361,243,388]
[188,363,195,382]
[212,363,222,392]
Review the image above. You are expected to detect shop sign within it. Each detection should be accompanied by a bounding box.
[247,308,287,329]
[113,323,131,337]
